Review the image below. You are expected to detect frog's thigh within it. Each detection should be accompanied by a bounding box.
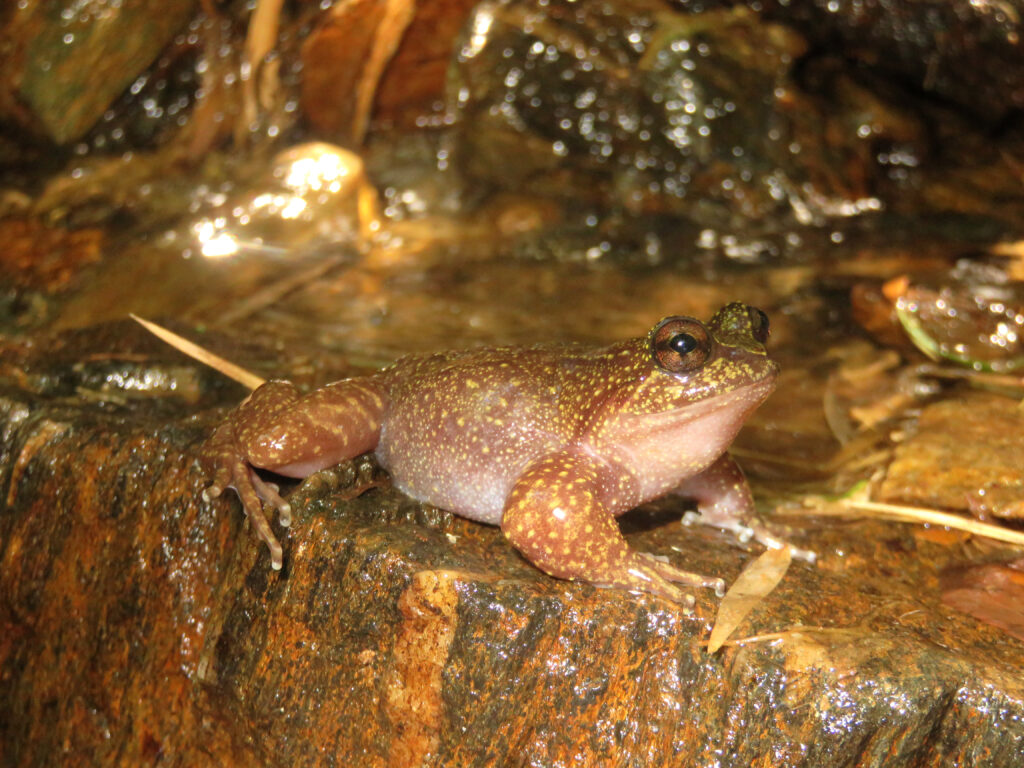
[501,452,719,604]
[236,379,384,472]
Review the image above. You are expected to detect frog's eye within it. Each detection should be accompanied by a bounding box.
[748,307,770,344]
[649,317,711,374]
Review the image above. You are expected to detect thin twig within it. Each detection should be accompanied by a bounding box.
[215,250,351,325]
[841,499,1024,547]
[131,315,265,391]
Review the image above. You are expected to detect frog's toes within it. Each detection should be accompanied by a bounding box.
[611,565,695,607]
[785,543,816,564]
[235,469,288,568]
[636,552,726,597]
[266,538,284,570]
[250,473,292,528]
[741,522,816,564]
[202,463,234,502]
[203,457,286,570]
[681,510,702,527]
[255,521,284,570]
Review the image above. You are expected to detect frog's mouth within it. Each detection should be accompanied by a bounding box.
[686,372,776,419]
[656,351,779,406]
[729,366,779,401]
[621,361,778,430]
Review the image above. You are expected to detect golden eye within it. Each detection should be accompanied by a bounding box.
[649,316,711,374]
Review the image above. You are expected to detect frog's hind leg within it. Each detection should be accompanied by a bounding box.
[237,379,386,475]
[501,451,724,606]
[201,377,387,568]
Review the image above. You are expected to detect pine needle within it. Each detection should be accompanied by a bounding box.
[130,314,265,391]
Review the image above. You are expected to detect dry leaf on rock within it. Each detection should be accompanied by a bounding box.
[707,546,792,653]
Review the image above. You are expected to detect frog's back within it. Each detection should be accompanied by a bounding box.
[374,345,593,523]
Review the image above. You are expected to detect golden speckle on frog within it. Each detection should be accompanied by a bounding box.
[201,302,807,605]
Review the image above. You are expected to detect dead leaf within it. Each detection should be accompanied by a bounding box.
[707,547,792,653]
[942,562,1024,641]
[303,0,416,145]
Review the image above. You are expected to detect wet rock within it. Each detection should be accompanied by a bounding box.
[186,142,380,258]
[0,0,198,145]
[2,325,1024,765]
[448,0,1024,246]
[746,0,1024,123]
[451,0,897,232]
[0,218,104,330]
[0,219,103,296]
[878,393,1024,520]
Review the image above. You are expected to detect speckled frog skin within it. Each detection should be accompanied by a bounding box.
[202,303,793,604]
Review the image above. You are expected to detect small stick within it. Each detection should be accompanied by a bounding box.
[842,499,1024,548]
[130,314,266,391]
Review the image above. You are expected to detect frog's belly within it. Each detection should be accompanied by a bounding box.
[375,452,509,525]
[374,419,563,526]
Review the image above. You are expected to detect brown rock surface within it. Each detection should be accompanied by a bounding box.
[752,0,1024,123]
[2,326,1024,766]
[0,0,198,145]
[878,393,1024,520]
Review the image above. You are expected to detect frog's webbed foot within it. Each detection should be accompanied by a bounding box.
[502,452,724,608]
[685,511,816,563]
[201,423,290,570]
[740,523,815,564]
[636,552,726,598]
[600,555,697,607]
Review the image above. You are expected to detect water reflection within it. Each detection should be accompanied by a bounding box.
[189,142,379,259]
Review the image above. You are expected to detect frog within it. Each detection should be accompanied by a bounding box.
[201,302,805,605]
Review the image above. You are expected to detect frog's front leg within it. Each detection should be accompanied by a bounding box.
[676,454,816,562]
[501,451,725,606]
[201,377,387,568]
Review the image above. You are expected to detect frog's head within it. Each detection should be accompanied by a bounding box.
[643,302,779,411]
[597,302,778,481]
